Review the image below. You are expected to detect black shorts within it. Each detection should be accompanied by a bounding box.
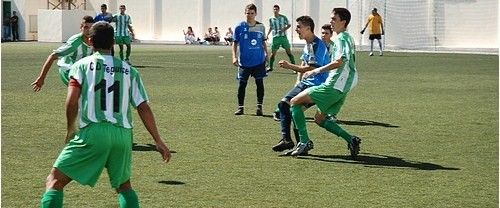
[237,63,267,80]
[369,34,382,40]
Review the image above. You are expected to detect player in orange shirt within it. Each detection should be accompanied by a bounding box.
[361,8,384,56]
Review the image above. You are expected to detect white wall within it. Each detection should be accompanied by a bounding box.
[8,0,497,52]
[37,9,95,42]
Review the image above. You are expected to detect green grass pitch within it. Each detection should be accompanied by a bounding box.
[1,42,498,207]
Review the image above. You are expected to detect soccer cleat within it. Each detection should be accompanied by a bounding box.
[272,111,281,121]
[266,66,273,72]
[234,107,244,115]
[348,136,362,159]
[326,114,337,122]
[272,139,294,152]
[256,106,263,116]
[290,142,309,156]
[369,52,374,56]
[283,140,314,156]
[306,140,314,151]
[379,52,383,56]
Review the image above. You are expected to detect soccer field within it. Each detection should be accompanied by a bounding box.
[1,42,498,207]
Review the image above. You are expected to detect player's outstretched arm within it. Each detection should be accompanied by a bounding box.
[278,60,314,73]
[32,52,58,92]
[303,57,343,79]
[137,102,171,163]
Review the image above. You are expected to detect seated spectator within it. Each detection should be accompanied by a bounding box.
[224,27,234,45]
[212,27,221,44]
[201,27,215,44]
[183,26,198,44]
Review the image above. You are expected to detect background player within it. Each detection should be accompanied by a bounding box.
[232,3,268,116]
[31,16,94,92]
[361,8,384,56]
[266,4,295,72]
[113,5,135,63]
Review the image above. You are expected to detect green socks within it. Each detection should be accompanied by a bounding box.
[41,189,63,208]
[320,119,352,144]
[288,54,296,64]
[118,189,140,208]
[40,188,140,208]
[291,105,309,143]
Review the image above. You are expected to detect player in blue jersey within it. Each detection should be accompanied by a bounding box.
[94,4,112,23]
[271,16,331,154]
[232,3,268,116]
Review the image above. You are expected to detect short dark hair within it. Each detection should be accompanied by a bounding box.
[273,4,280,9]
[296,16,315,33]
[101,4,107,8]
[90,21,114,50]
[246,3,257,13]
[83,15,94,24]
[333,8,351,27]
[321,24,333,34]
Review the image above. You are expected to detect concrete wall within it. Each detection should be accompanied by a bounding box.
[4,0,497,51]
[37,9,95,42]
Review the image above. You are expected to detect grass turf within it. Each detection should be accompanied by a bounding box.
[1,42,498,207]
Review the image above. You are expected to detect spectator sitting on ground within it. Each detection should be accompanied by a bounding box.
[183,26,198,44]
[224,27,234,45]
[201,27,215,44]
[212,27,221,44]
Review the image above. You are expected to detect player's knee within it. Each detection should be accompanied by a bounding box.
[314,113,326,126]
[278,100,290,111]
[45,169,70,190]
[116,180,132,193]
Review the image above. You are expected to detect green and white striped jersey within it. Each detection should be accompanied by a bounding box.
[324,32,358,93]
[69,52,149,129]
[113,14,132,37]
[54,33,92,71]
[269,14,289,37]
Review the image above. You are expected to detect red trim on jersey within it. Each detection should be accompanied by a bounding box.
[68,78,81,88]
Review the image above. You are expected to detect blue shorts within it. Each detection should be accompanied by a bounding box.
[237,63,267,81]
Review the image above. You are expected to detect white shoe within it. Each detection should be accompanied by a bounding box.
[369,52,374,56]
[379,52,383,56]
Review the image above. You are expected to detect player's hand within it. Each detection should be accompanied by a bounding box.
[155,141,171,163]
[65,128,76,144]
[278,60,290,69]
[31,77,45,92]
[303,68,319,79]
[360,29,365,34]
[232,57,239,66]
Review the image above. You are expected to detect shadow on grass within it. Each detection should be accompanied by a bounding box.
[297,152,459,171]
[336,119,400,128]
[158,180,185,185]
[302,118,399,128]
[132,143,177,153]
[133,65,166,69]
